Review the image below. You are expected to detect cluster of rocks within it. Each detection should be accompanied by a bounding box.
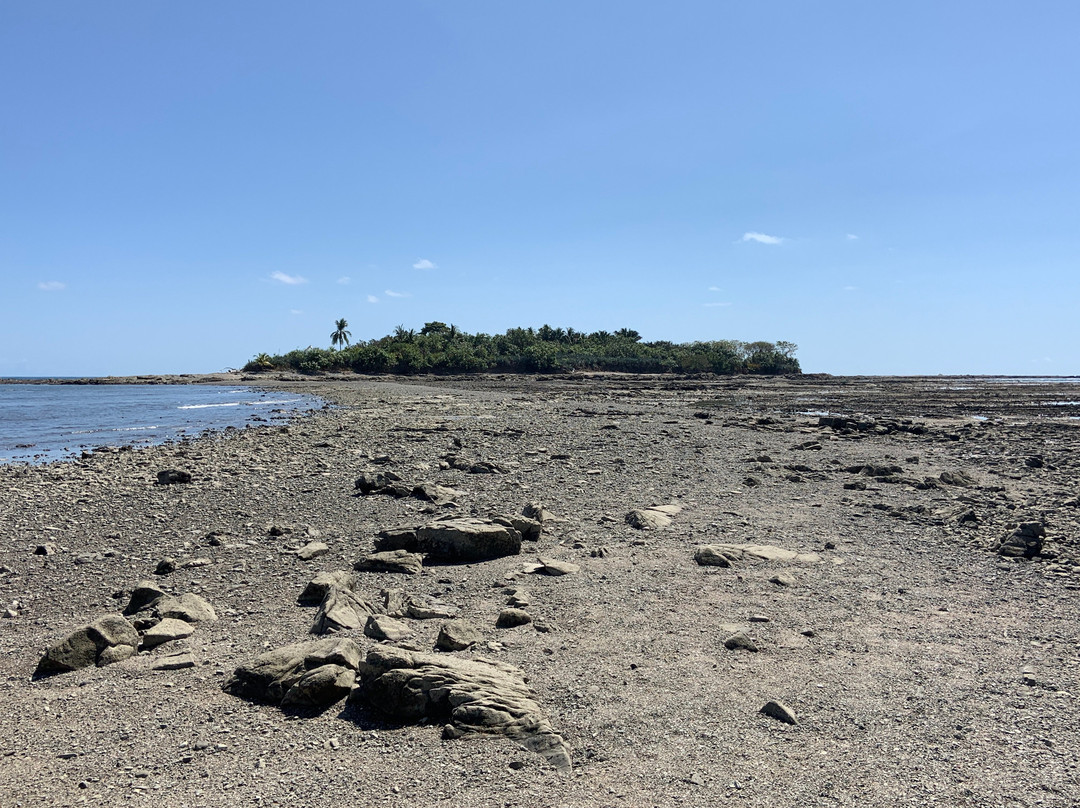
[34,582,216,677]
[354,472,462,507]
[818,415,928,436]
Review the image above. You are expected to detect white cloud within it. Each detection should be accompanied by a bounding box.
[367,295,379,303]
[843,286,857,291]
[704,302,732,308]
[270,271,308,285]
[290,309,304,315]
[740,232,784,245]
[384,289,410,298]
[847,234,859,240]
[708,286,722,292]
[38,281,66,291]
[412,258,437,270]
[337,276,351,285]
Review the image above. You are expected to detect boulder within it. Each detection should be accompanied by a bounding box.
[352,646,571,770]
[494,515,542,542]
[522,502,556,524]
[296,542,330,561]
[760,700,798,725]
[496,608,532,628]
[223,637,362,705]
[694,543,821,566]
[354,550,424,575]
[298,571,357,605]
[534,557,579,577]
[280,664,356,709]
[36,614,140,676]
[939,470,977,487]
[157,593,217,623]
[416,518,522,562]
[141,617,195,649]
[374,528,421,553]
[992,522,1045,558]
[411,483,461,506]
[311,586,381,634]
[364,615,413,642]
[626,504,682,530]
[436,619,482,651]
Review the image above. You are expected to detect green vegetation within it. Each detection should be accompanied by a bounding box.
[330,318,351,348]
[244,323,800,376]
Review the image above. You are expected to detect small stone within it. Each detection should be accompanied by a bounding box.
[152,652,196,671]
[141,618,195,649]
[181,558,212,569]
[769,572,796,587]
[496,608,532,629]
[723,631,759,652]
[536,558,580,576]
[436,619,482,651]
[296,542,330,561]
[749,614,770,623]
[156,469,192,485]
[364,615,413,642]
[760,700,798,725]
[154,558,177,576]
[34,543,60,556]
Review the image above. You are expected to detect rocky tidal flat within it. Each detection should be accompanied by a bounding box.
[1,373,1079,807]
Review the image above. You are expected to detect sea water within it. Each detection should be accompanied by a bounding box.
[0,384,322,464]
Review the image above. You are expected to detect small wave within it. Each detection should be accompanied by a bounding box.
[177,402,243,409]
[112,425,163,432]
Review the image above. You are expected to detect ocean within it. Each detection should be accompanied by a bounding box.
[0,383,323,464]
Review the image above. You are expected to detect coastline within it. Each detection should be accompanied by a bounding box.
[2,374,1078,806]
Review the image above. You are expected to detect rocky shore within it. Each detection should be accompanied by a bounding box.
[1,373,1078,807]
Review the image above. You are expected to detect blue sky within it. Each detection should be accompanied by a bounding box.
[2,2,1078,376]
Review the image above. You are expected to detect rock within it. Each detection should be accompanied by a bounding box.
[154,558,177,576]
[695,543,821,566]
[352,645,571,770]
[36,614,140,676]
[534,558,580,576]
[296,542,330,561]
[522,502,555,524]
[280,664,356,709]
[939,470,976,487]
[364,615,413,642]
[298,571,357,605]
[268,524,292,537]
[374,528,421,553]
[354,472,391,494]
[181,557,212,569]
[992,522,1046,558]
[123,581,169,615]
[34,543,60,556]
[493,515,542,542]
[305,638,363,671]
[152,652,196,671]
[496,608,532,628]
[354,550,424,575]
[626,505,683,530]
[769,572,796,587]
[311,586,381,634]
[436,619,482,651]
[416,518,522,562]
[156,593,217,623]
[400,594,458,620]
[760,700,798,725]
[505,588,531,608]
[156,469,192,485]
[723,631,759,652]
[411,482,461,506]
[223,637,363,705]
[141,617,195,649]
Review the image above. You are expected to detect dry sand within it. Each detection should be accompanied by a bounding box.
[1,373,1078,807]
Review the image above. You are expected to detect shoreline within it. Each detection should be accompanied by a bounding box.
[2,374,1078,806]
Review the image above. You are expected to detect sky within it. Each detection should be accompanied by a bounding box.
[2,2,1078,377]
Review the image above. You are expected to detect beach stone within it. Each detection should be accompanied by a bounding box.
[436,619,482,651]
[522,502,555,524]
[152,652,196,671]
[34,543,60,556]
[355,472,392,494]
[223,637,362,705]
[154,558,177,575]
[298,570,357,605]
[992,522,1046,558]
[770,572,797,587]
[723,631,759,652]
[760,700,798,725]
[352,645,571,770]
[354,550,423,575]
[939,470,976,487]
[401,594,458,620]
[695,543,821,566]
[496,608,532,628]
[411,482,461,506]
[626,508,673,530]
[123,581,169,615]
[416,518,522,562]
[364,614,413,642]
[535,558,580,576]
[296,541,330,561]
[155,593,218,623]
[156,469,192,485]
[304,638,363,672]
[374,528,421,553]
[36,614,140,676]
[494,515,542,542]
[141,618,195,649]
[311,586,380,634]
[280,664,355,709]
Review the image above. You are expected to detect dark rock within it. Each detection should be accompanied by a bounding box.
[364,614,413,642]
[280,664,355,709]
[416,518,522,562]
[156,469,192,485]
[723,632,759,652]
[374,528,420,553]
[223,637,362,705]
[496,608,532,628]
[154,558,177,576]
[296,541,330,561]
[939,470,977,487]
[760,700,798,725]
[992,522,1046,558]
[311,586,381,634]
[298,571,357,605]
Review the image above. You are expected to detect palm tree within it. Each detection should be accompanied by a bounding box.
[330,318,352,348]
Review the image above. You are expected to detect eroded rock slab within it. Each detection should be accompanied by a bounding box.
[416,518,522,562]
[35,614,140,676]
[223,637,362,707]
[695,543,821,567]
[352,646,571,770]
[311,586,381,634]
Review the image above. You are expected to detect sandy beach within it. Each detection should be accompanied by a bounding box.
[1,373,1078,807]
